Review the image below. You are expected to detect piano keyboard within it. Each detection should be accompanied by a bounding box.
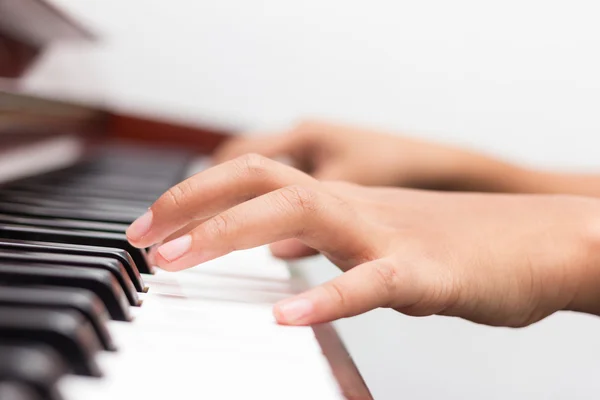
[0,143,346,400]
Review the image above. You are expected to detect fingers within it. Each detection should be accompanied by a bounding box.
[147,246,159,266]
[153,185,381,271]
[212,132,304,164]
[126,154,317,249]
[163,221,202,243]
[269,239,319,259]
[148,219,319,265]
[273,258,417,325]
[145,221,202,266]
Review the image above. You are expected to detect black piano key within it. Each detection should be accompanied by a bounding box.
[0,264,131,321]
[0,381,44,400]
[46,163,181,182]
[60,160,184,178]
[0,308,102,377]
[31,156,185,181]
[0,250,140,306]
[0,213,129,234]
[0,224,152,274]
[7,181,159,203]
[0,343,70,400]
[14,181,164,201]
[0,192,148,214]
[0,188,151,211]
[21,173,173,194]
[83,145,194,180]
[0,201,140,224]
[0,285,115,351]
[0,240,145,293]
[0,239,146,292]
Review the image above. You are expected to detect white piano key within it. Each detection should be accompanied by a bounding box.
[57,247,344,400]
[143,279,292,304]
[145,268,297,295]
[59,354,344,400]
[4,149,348,399]
[142,247,302,304]
[185,247,293,281]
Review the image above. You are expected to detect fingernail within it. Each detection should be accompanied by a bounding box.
[274,298,313,324]
[127,210,153,241]
[158,235,192,262]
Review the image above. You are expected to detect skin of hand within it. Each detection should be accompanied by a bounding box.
[126,154,600,327]
[214,120,600,198]
[212,120,526,191]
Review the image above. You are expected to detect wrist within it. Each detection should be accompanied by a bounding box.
[441,150,531,193]
[564,204,600,316]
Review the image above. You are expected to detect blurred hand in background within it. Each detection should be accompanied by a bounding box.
[213,120,524,192]
[214,120,600,198]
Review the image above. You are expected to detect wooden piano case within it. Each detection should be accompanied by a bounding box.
[0,1,373,398]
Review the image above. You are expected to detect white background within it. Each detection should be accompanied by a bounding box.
[25,1,600,398]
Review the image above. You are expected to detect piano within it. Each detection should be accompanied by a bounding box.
[0,1,373,399]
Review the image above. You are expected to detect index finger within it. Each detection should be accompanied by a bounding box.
[125,154,317,249]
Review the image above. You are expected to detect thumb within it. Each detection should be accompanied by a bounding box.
[273,259,414,325]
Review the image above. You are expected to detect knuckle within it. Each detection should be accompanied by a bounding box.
[204,213,235,240]
[278,185,320,215]
[234,153,270,179]
[163,181,192,209]
[323,281,349,310]
[371,260,399,300]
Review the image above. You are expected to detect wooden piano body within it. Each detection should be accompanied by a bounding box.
[0,1,372,399]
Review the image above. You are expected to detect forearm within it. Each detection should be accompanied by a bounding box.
[437,149,600,197]
[516,169,600,198]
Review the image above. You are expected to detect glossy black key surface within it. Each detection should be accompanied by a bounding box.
[55,160,184,179]
[10,181,163,202]
[74,144,194,181]
[0,213,130,234]
[0,188,151,211]
[0,307,102,377]
[0,285,115,351]
[0,239,145,292]
[0,224,152,274]
[0,264,131,321]
[7,181,159,203]
[0,343,70,400]
[21,171,173,191]
[0,193,147,215]
[0,250,140,306]
[0,201,140,225]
